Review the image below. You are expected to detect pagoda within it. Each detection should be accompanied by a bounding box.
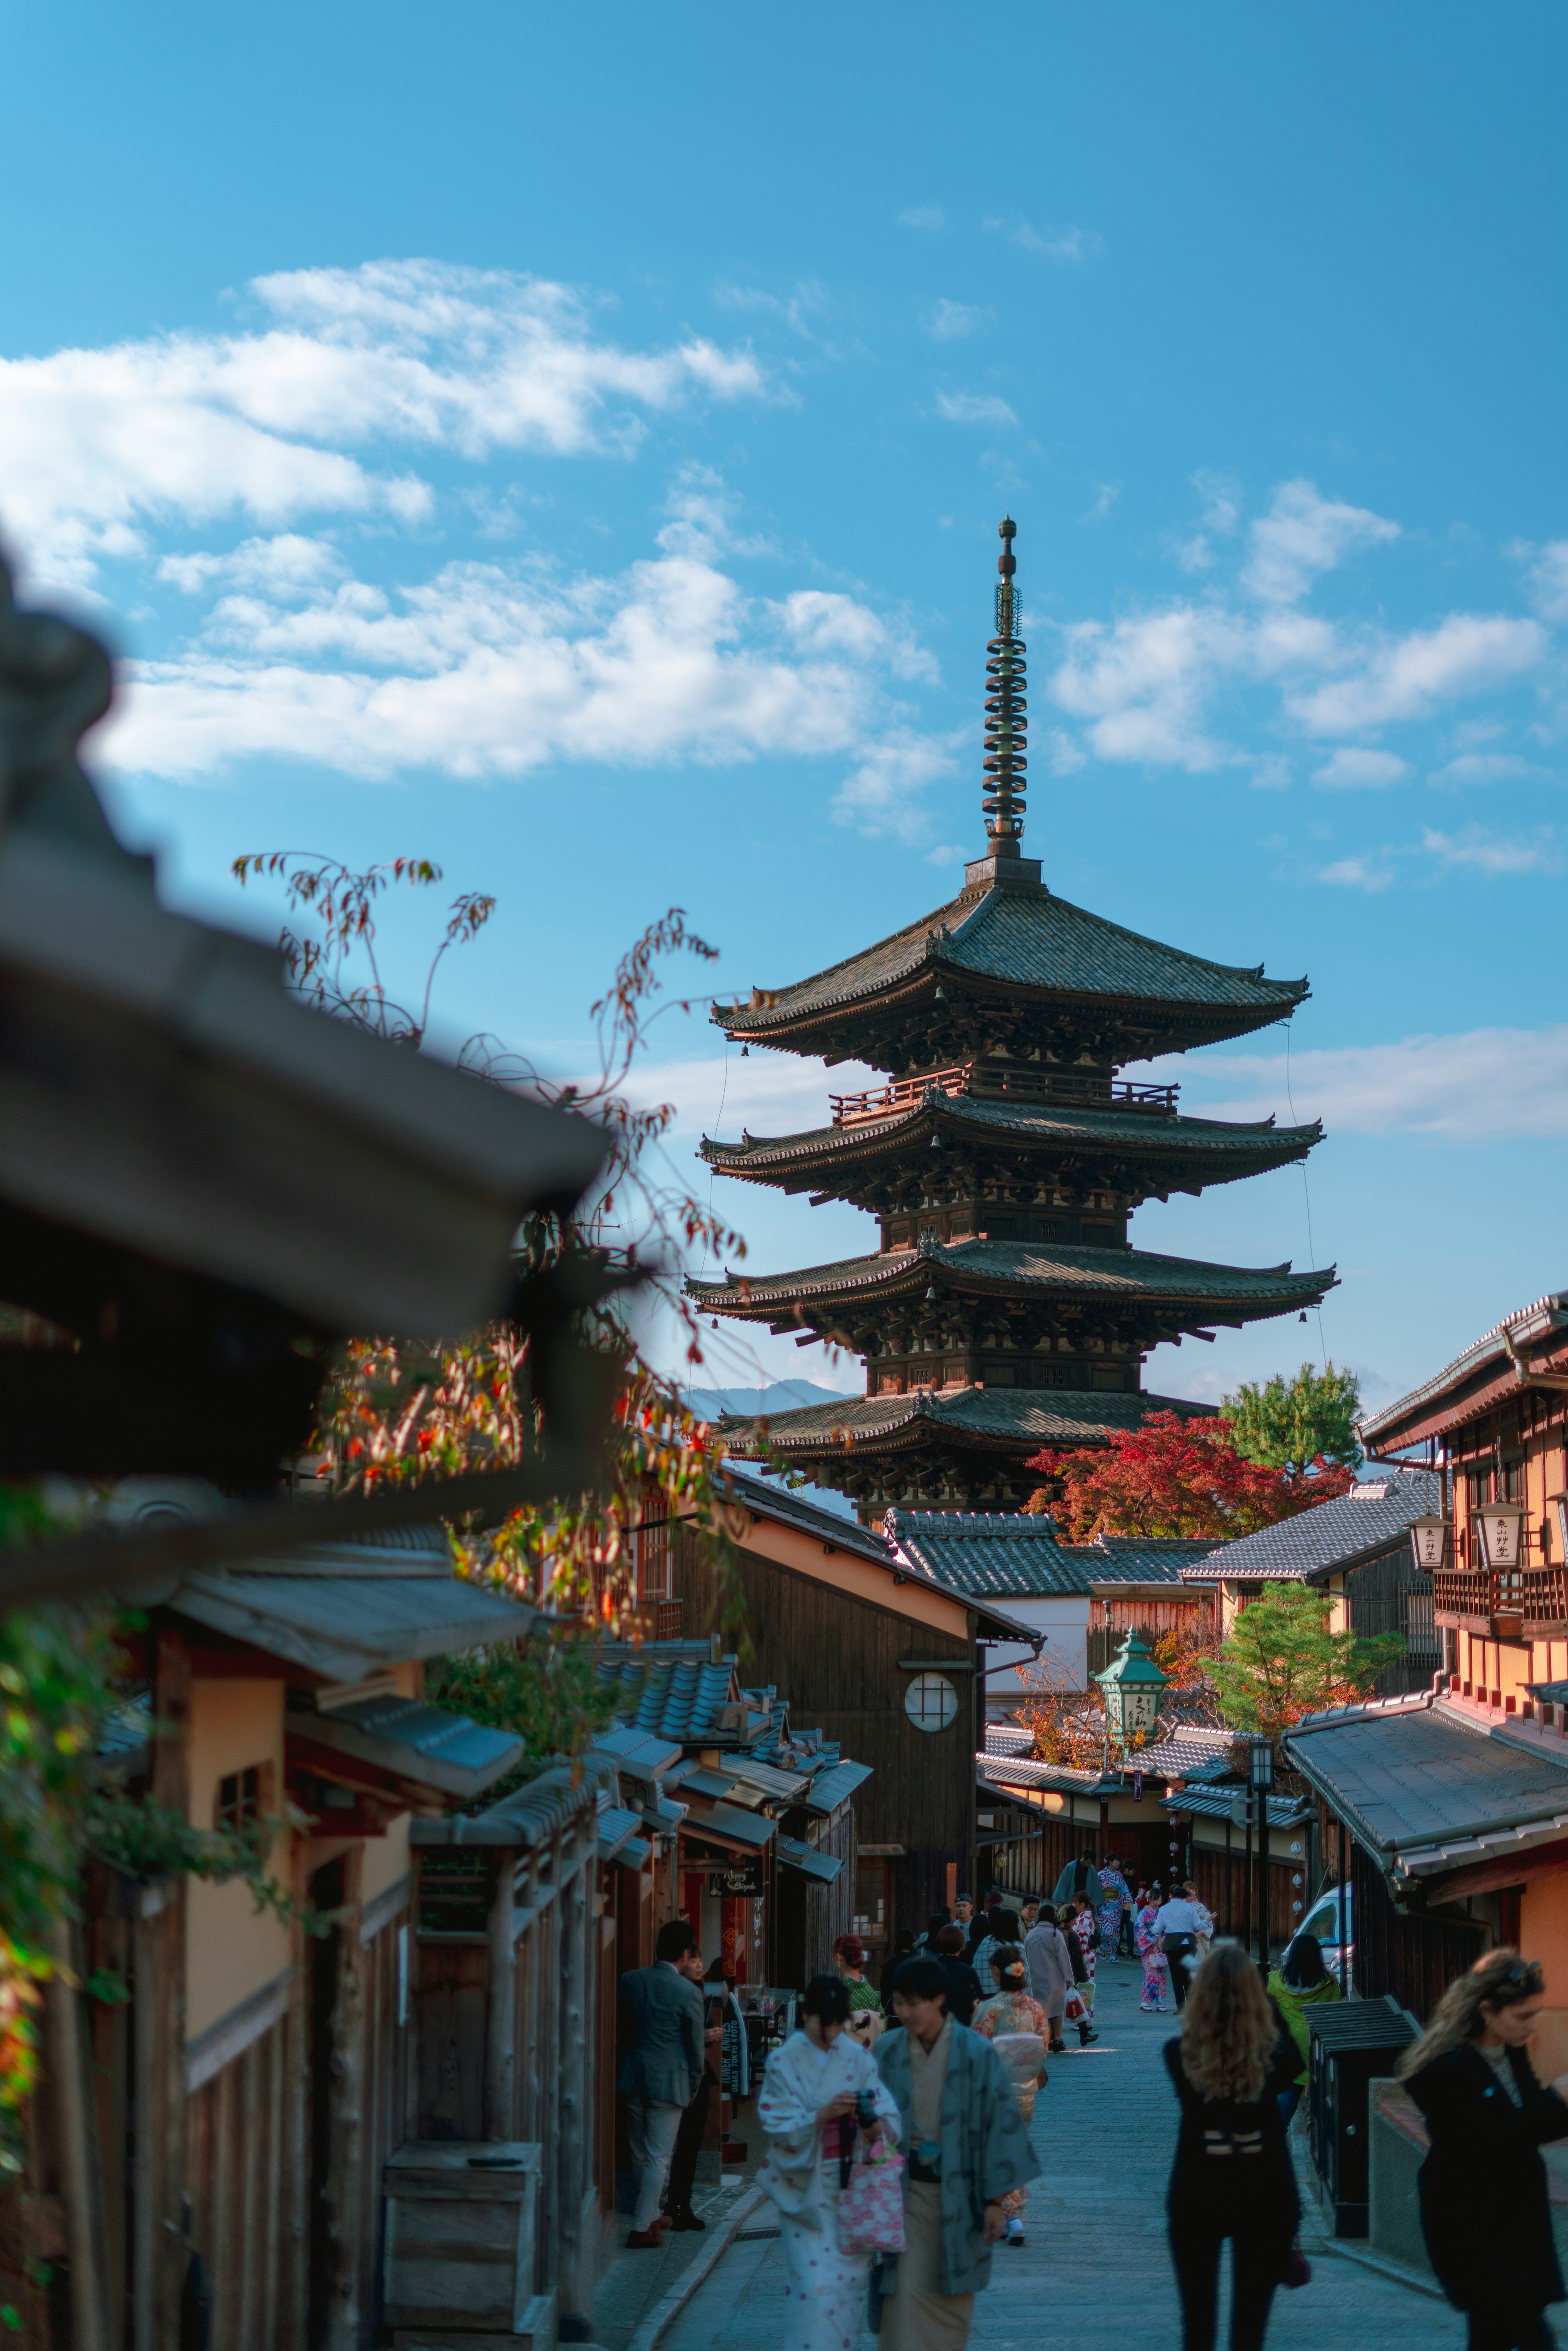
[688,519,1334,1519]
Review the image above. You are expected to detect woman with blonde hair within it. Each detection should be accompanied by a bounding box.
[1399,1948,1568,2351]
[1163,1942,1300,2351]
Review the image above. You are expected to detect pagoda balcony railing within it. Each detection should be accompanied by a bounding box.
[829,1061,1180,1128]
[1434,1562,1568,1631]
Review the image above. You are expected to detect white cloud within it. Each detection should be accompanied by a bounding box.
[1421,823,1562,877]
[1243,479,1399,605]
[898,205,946,231]
[923,300,989,341]
[0,259,768,588]
[1129,1026,1568,1141]
[935,390,1018,428]
[104,527,938,784]
[1292,613,1545,734]
[831,727,968,845]
[1048,606,1338,772]
[1318,853,1396,892]
[1312,747,1410,791]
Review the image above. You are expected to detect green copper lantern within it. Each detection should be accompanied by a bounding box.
[1095,1630,1169,1749]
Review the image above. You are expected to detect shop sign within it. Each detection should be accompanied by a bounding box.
[706,1862,765,1898]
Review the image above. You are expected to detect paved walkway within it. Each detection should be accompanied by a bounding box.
[664,1959,1470,2351]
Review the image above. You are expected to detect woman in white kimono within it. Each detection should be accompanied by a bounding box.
[758,1974,903,2351]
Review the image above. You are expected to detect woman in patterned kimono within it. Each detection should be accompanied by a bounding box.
[1067,1892,1099,2019]
[1096,1860,1130,1963]
[1135,1892,1169,2014]
[758,1974,903,2351]
[971,1952,1049,2247]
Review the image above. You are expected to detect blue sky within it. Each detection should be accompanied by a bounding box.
[4,3,1566,1429]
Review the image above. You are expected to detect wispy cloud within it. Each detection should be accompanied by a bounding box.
[831,726,968,845]
[986,218,1102,263]
[1319,853,1397,893]
[1243,479,1399,605]
[922,299,989,341]
[898,204,947,231]
[1421,823,1562,877]
[1130,1025,1568,1141]
[1313,747,1410,791]
[1291,613,1544,735]
[1174,471,1243,574]
[1430,750,1550,789]
[1512,536,1568,622]
[0,259,769,589]
[935,390,1018,428]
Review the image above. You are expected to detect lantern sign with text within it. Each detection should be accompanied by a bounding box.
[1477,1504,1526,1571]
[1095,1630,1169,1749]
[1409,1516,1448,1573]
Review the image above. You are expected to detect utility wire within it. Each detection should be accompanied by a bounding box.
[1284,1022,1329,1373]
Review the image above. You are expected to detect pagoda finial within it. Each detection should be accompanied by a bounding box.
[982,516,1027,856]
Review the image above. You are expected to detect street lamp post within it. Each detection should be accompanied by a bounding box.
[1249,1738,1275,1967]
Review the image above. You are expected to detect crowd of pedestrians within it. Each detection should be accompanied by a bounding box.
[619,1870,1568,2351]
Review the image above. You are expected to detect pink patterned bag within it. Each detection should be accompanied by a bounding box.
[839,2139,906,2254]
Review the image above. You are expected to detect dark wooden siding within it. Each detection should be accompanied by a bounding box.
[1348,1838,1488,2019]
[186,2010,291,2351]
[1345,1545,1439,1697]
[673,1529,976,1943]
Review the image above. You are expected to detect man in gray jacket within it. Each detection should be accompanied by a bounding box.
[618,1919,706,2246]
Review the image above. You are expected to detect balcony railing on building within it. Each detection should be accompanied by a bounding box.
[830,1062,1179,1128]
[1434,1561,1568,1635]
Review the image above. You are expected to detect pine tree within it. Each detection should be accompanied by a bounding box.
[1223,1362,1362,1475]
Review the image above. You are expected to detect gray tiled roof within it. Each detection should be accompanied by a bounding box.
[1286,1693,1568,1865]
[719,1384,1216,1454]
[1118,1727,1238,1778]
[1184,1468,1443,1583]
[597,1650,739,1741]
[715,883,1306,1034]
[703,1094,1321,1170]
[1163,1785,1311,1829]
[885,1511,1212,1599]
[691,1237,1333,1310]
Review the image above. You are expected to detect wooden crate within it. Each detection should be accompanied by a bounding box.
[384,2141,543,2335]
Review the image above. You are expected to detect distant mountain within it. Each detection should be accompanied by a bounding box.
[684,1380,857,1422]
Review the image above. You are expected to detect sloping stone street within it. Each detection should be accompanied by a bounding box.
[659,1959,1473,2351]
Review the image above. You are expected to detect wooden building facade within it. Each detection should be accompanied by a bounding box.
[659,1471,1035,1951]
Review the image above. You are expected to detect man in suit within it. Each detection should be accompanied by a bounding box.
[618,1919,706,2246]
[661,1945,726,2233]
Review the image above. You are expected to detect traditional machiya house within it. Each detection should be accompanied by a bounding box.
[1179,1466,1445,1698]
[978,1724,1311,1939]
[685,521,1332,1519]
[19,1524,553,2351]
[1361,1289,1568,1714]
[1264,1290,1568,2027]
[646,1468,1037,1958]
[882,1508,1214,1705]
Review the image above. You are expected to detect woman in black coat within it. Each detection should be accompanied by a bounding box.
[1164,1943,1301,2351]
[1400,1950,1568,2351]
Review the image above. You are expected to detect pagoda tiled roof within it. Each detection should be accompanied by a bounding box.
[689,1236,1334,1316]
[715,1384,1216,1457]
[702,1093,1321,1179]
[713,879,1307,1042]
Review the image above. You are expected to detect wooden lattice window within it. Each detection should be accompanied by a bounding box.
[214,1761,272,1832]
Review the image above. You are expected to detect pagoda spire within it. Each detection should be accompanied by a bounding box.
[982,515,1027,858]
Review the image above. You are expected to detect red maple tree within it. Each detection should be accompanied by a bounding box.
[1022,1409,1355,1542]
